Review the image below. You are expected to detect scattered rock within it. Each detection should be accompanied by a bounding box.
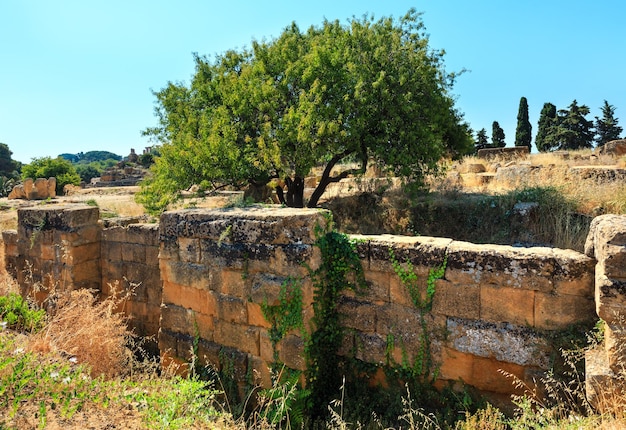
[596,139,626,156]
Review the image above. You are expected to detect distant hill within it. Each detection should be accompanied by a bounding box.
[59,151,122,164]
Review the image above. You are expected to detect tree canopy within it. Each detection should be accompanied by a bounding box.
[514,96,532,150]
[22,157,80,194]
[538,100,594,151]
[595,100,623,146]
[535,103,557,152]
[138,9,473,213]
[491,121,506,148]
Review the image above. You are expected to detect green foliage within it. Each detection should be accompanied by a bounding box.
[475,128,489,151]
[491,121,506,148]
[140,9,473,212]
[256,367,310,428]
[261,277,304,354]
[21,156,80,194]
[542,100,595,151]
[0,293,45,333]
[305,230,366,419]
[595,100,623,145]
[0,143,19,178]
[535,102,557,152]
[75,163,101,183]
[515,96,532,150]
[388,249,446,382]
[0,176,16,197]
[59,151,122,164]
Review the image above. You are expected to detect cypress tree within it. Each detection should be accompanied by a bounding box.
[515,96,532,150]
[491,121,506,148]
[535,103,557,152]
[475,128,489,152]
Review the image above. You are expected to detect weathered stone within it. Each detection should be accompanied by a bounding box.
[213,320,260,356]
[535,291,595,330]
[338,296,377,332]
[596,139,626,156]
[446,317,551,368]
[482,285,534,326]
[595,274,626,323]
[432,279,480,320]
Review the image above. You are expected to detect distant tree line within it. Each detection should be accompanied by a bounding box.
[475,98,623,153]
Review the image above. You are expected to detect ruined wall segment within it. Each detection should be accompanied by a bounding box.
[101,221,161,341]
[584,214,626,407]
[158,207,327,388]
[10,205,101,301]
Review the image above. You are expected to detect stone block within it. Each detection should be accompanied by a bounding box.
[446,241,555,293]
[102,225,127,243]
[67,242,101,265]
[595,274,626,324]
[214,320,260,356]
[178,237,201,263]
[480,284,535,326]
[259,329,275,363]
[160,207,328,245]
[605,324,626,374]
[277,334,306,371]
[354,332,387,365]
[160,304,196,336]
[161,260,214,291]
[126,223,159,246]
[431,279,480,320]
[535,292,596,330]
[247,301,272,328]
[375,303,423,345]
[221,269,249,299]
[162,280,217,316]
[363,270,390,303]
[446,317,551,368]
[217,295,248,324]
[102,240,123,262]
[249,356,272,389]
[122,243,146,263]
[337,296,377,332]
[71,259,101,284]
[362,235,451,273]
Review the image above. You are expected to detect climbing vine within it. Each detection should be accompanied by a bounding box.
[260,277,305,361]
[388,248,447,381]
[305,228,366,419]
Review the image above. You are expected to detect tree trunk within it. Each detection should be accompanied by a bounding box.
[285,176,304,208]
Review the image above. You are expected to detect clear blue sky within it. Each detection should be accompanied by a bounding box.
[1,0,624,164]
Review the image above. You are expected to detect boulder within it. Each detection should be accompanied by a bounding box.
[8,177,57,200]
[596,139,626,156]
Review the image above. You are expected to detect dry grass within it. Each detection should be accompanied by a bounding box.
[29,288,131,378]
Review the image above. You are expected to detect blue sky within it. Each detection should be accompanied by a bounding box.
[1,0,624,164]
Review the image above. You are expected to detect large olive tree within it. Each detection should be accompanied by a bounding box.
[138,9,473,213]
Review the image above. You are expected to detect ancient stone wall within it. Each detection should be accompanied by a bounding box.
[3,204,608,403]
[101,221,161,343]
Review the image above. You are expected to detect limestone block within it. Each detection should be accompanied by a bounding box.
[121,243,146,263]
[160,304,196,336]
[337,296,377,332]
[376,303,425,347]
[66,242,101,265]
[585,347,626,412]
[23,178,33,196]
[221,269,249,299]
[585,214,626,261]
[8,184,25,199]
[446,317,551,368]
[353,332,387,364]
[431,279,480,320]
[161,261,213,292]
[446,241,557,293]
[246,302,272,329]
[277,334,306,371]
[480,284,534,326]
[159,207,329,245]
[363,270,390,303]
[178,237,201,263]
[217,295,248,324]
[605,324,626,374]
[213,320,260,356]
[535,291,595,330]
[249,273,290,305]
[249,356,272,389]
[361,234,451,273]
[47,177,56,197]
[596,274,626,323]
[162,280,217,316]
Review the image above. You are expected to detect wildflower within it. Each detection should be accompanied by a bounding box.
[69,356,78,364]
